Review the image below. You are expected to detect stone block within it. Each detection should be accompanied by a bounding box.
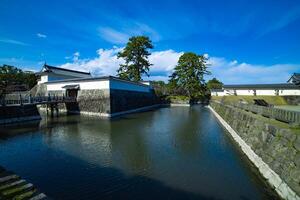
[294,136,300,152]
[280,129,297,142]
[294,153,300,167]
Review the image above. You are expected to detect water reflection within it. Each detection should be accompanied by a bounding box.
[0,106,278,200]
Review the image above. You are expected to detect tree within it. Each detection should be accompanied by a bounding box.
[117,36,153,82]
[207,78,223,89]
[0,64,37,98]
[169,52,210,99]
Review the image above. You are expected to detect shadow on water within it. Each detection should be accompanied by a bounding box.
[0,106,280,200]
[13,150,224,200]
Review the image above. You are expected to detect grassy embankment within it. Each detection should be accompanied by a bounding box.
[211,95,288,105]
[211,96,300,131]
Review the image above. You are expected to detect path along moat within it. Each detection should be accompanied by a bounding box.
[0,106,279,200]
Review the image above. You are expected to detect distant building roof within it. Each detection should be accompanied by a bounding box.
[210,89,224,92]
[224,83,300,90]
[287,73,300,85]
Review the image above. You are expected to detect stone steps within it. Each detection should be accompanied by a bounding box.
[0,167,48,200]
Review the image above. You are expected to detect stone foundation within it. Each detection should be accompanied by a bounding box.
[284,96,300,105]
[0,105,41,125]
[210,101,300,200]
[110,89,158,113]
[46,89,158,117]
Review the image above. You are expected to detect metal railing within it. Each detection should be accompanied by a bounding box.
[0,94,77,106]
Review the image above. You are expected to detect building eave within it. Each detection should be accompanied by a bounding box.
[224,83,300,90]
[44,76,151,88]
[42,64,91,75]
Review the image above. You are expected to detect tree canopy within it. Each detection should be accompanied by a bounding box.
[207,78,223,89]
[169,52,210,100]
[117,36,153,82]
[0,64,37,97]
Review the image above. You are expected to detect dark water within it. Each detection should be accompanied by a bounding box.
[0,106,278,200]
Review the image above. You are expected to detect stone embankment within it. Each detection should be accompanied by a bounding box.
[210,101,300,200]
[0,166,47,200]
[0,105,41,125]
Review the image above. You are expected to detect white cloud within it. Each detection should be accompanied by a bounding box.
[59,47,181,79]
[149,50,183,72]
[98,27,129,44]
[73,52,80,62]
[207,55,300,84]
[59,47,124,75]
[37,33,47,38]
[58,47,299,84]
[0,38,28,46]
[98,22,160,44]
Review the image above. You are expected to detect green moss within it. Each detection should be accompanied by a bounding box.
[2,184,29,196]
[13,189,36,200]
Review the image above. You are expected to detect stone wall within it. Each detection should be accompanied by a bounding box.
[72,89,110,114]
[110,89,158,113]
[284,96,300,105]
[210,101,300,199]
[43,88,158,117]
[231,102,300,125]
[0,105,41,125]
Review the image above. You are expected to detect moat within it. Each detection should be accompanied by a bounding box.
[0,106,279,200]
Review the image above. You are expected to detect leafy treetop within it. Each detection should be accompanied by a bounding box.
[117,36,153,82]
[207,78,223,89]
[0,64,37,97]
[169,52,210,99]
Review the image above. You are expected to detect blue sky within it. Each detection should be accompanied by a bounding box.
[0,0,300,83]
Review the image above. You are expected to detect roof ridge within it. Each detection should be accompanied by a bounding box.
[43,64,91,75]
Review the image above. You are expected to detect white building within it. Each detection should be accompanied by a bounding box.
[211,73,300,96]
[37,64,92,84]
[36,64,156,117]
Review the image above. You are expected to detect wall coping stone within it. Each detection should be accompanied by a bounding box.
[208,105,300,200]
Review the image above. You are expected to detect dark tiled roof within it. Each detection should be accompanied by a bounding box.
[288,73,300,84]
[62,84,80,89]
[224,83,300,89]
[43,64,91,75]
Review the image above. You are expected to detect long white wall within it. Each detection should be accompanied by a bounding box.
[211,89,300,96]
[46,80,110,91]
[279,90,300,96]
[46,79,151,93]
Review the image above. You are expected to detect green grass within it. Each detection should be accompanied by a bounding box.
[211,95,288,105]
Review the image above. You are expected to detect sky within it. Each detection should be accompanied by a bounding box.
[0,0,300,84]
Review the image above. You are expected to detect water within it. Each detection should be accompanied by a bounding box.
[0,106,278,200]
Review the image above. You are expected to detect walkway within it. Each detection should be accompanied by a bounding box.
[0,166,48,200]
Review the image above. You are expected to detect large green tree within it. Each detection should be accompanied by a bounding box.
[117,36,153,81]
[0,64,37,98]
[207,78,223,89]
[169,52,210,99]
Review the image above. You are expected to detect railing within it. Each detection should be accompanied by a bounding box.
[211,100,300,125]
[0,94,77,106]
